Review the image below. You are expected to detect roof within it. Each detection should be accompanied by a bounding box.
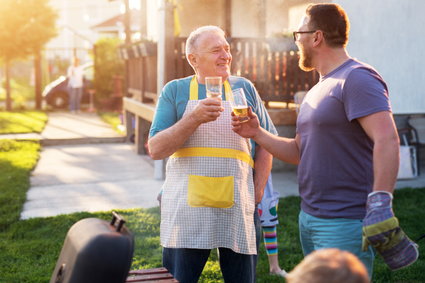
[91,9,141,32]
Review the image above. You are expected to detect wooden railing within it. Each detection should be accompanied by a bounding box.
[121,37,319,104]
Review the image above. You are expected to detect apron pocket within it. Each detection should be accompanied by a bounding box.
[188,175,234,208]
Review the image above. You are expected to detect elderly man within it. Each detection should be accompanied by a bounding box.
[148,26,276,283]
[232,3,418,277]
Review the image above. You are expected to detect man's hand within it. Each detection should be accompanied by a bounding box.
[190,98,224,124]
[362,191,419,270]
[231,107,260,138]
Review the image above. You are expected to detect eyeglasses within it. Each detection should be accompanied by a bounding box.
[293,30,317,41]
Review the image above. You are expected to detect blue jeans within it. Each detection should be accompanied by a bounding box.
[299,210,375,277]
[163,209,261,283]
[69,87,82,111]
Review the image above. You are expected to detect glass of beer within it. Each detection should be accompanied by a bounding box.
[230,88,249,123]
[205,76,222,99]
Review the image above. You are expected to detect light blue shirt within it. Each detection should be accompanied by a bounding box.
[149,75,277,157]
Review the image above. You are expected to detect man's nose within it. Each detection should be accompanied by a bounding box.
[221,50,231,60]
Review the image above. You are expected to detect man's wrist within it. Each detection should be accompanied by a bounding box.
[252,127,265,143]
[368,191,393,199]
[187,111,203,127]
[366,191,394,211]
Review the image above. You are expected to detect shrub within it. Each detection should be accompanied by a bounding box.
[93,37,125,107]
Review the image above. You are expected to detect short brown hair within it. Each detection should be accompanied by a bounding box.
[286,248,369,283]
[306,3,350,48]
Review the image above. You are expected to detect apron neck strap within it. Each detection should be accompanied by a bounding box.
[190,76,232,101]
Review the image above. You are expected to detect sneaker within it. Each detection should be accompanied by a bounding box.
[270,270,287,277]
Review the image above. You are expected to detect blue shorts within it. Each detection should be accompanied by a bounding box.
[298,210,375,277]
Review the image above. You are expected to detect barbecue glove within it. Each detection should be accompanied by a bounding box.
[362,191,419,270]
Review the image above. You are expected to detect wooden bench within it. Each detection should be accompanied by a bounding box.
[123,97,167,179]
[126,267,178,282]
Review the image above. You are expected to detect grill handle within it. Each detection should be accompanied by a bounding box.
[111,211,126,232]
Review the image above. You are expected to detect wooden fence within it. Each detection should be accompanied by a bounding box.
[120,42,157,103]
[121,37,319,104]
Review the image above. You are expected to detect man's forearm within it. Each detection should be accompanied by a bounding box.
[149,98,224,159]
[253,128,300,165]
[372,139,399,193]
[148,114,201,160]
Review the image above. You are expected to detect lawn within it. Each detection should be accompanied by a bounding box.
[0,111,48,134]
[0,111,424,282]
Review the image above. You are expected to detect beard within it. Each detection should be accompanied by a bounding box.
[298,45,314,72]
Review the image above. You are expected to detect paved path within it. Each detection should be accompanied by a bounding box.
[5,111,423,219]
[21,143,163,219]
[18,112,163,219]
[1,112,125,144]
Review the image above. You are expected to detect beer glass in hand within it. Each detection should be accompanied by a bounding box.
[205,76,222,99]
[231,88,249,123]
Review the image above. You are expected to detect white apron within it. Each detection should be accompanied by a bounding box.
[160,76,256,255]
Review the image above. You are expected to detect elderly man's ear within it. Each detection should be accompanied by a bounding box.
[188,54,198,68]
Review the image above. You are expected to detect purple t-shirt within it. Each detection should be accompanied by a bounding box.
[297,58,391,219]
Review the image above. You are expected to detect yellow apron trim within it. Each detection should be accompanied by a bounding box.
[172,147,254,168]
[189,76,198,100]
[189,76,232,101]
[223,81,232,101]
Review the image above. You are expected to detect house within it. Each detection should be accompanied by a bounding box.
[91,9,142,41]
[336,0,425,115]
[45,0,122,61]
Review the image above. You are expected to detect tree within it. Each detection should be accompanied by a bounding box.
[0,0,57,110]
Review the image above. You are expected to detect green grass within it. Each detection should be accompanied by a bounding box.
[0,140,41,231]
[0,112,424,282]
[0,111,48,134]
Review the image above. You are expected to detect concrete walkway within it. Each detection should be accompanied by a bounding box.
[18,112,163,219]
[6,111,424,219]
[1,112,125,145]
[21,143,165,219]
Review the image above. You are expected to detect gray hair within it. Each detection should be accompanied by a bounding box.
[185,25,225,56]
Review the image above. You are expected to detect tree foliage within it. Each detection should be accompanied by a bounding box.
[0,0,57,110]
[0,0,57,60]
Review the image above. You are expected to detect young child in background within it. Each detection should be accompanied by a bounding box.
[258,174,287,277]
